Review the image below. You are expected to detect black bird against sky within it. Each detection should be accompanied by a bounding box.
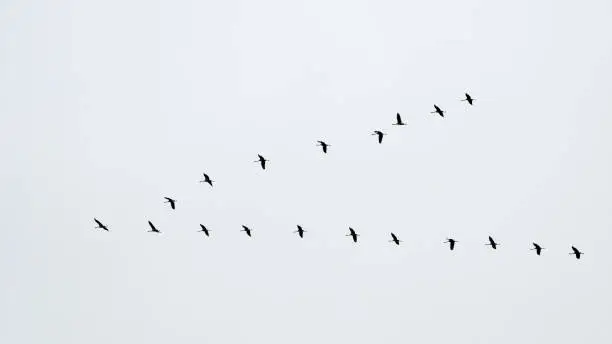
[393,113,406,126]
[94,218,109,231]
[372,130,386,144]
[316,141,330,153]
[148,221,160,233]
[444,238,457,250]
[200,173,213,187]
[431,104,445,117]
[294,225,306,238]
[199,224,210,236]
[241,225,252,237]
[486,236,499,250]
[254,154,268,170]
[164,197,176,210]
[531,242,544,256]
[461,92,475,105]
[346,227,359,243]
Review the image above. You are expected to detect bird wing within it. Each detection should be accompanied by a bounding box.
[396,113,401,122]
[391,233,398,241]
[94,219,102,226]
[148,221,156,230]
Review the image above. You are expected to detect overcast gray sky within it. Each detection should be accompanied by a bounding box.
[1,0,612,343]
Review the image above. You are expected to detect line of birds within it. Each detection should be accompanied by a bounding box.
[93,218,584,259]
[93,92,584,259]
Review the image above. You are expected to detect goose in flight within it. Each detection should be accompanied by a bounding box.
[485,236,499,250]
[254,154,269,170]
[389,232,401,245]
[392,113,406,126]
[444,238,457,250]
[531,242,544,255]
[317,141,330,153]
[148,221,160,233]
[569,246,583,259]
[198,224,210,236]
[199,173,214,187]
[346,227,359,243]
[461,93,475,105]
[164,197,176,210]
[431,105,445,117]
[94,218,109,231]
[294,225,306,238]
[241,225,253,237]
[372,130,386,144]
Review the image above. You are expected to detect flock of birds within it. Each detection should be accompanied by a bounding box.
[93,93,585,260]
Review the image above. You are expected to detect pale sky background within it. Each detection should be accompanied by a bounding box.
[1,0,612,343]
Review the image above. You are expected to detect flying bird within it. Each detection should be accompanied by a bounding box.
[198,224,210,236]
[389,232,401,245]
[241,225,252,237]
[372,130,386,144]
[430,105,445,117]
[569,246,583,259]
[164,197,176,210]
[94,218,109,231]
[346,227,359,243]
[254,154,269,170]
[294,225,306,238]
[461,93,475,105]
[444,238,457,250]
[485,236,499,249]
[148,221,160,233]
[531,242,544,255]
[199,173,214,187]
[316,141,330,153]
[392,113,406,126]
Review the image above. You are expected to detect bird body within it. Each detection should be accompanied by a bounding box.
[241,225,252,237]
[199,224,210,236]
[444,238,457,250]
[570,246,583,259]
[531,242,544,255]
[254,154,268,170]
[148,221,160,233]
[372,130,386,144]
[347,227,359,243]
[164,197,176,210]
[486,236,499,249]
[393,113,406,126]
[431,105,445,117]
[390,232,401,245]
[200,173,214,186]
[317,141,330,153]
[461,93,475,105]
[94,218,109,231]
[294,225,306,238]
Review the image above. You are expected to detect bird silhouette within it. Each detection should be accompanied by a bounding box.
[485,236,499,249]
[346,227,359,243]
[199,224,210,236]
[431,105,445,117]
[531,242,544,255]
[569,246,583,259]
[199,173,214,187]
[372,130,386,144]
[164,197,176,210]
[392,113,406,126]
[254,154,269,170]
[389,232,401,245]
[94,218,109,231]
[241,225,252,237]
[148,221,160,233]
[461,93,475,105]
[316,141,330,153]
[444,238,457,250]
[294,225,306,238]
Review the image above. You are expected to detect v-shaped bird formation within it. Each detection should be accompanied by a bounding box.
[93,92,585,260]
